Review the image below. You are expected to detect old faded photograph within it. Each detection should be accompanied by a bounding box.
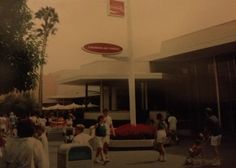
[0,0,236,168]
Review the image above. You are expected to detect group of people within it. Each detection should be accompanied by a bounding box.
[63,109,115,165]
[0,107,222,167]
[153,108,222,166]
[153,112,178,162]
[91,109,115,164]
[0,113,49,168]
[0,108,115,167]
[184,108,222,166]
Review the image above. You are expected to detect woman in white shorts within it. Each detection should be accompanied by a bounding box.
[155,113,167,162]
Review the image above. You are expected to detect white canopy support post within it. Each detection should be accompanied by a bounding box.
[213,56,222,126]
[126,0,136,125]
[100,81,104,113]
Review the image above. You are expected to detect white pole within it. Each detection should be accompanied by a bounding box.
[213,56,222,126]
[126,0,136,125]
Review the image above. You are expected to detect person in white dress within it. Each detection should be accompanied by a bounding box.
[102,109,115,161]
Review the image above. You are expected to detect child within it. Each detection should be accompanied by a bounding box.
[94,115,108,164]
[185,133,205,166]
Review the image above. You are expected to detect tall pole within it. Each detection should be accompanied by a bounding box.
[39,64,43,110]
[100,81,104,113]
[38,37,47,112]
[85,83,88,112]
[213,56,222,126]
[126,0,136,125]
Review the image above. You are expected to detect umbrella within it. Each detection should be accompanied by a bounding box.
[43,103,67,111]
[64,103,83,110]
[42,106,51,111]
[87,102,99,108]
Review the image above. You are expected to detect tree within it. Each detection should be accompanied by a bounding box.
[35,6,59,109]
[0,0,40,94]
[0,91,40,118]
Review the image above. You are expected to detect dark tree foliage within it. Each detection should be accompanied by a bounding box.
[0,0,40,94]
[0,92,40,118]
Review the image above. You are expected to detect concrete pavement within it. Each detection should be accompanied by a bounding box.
[49,136,236,168]
[49,144,185,168]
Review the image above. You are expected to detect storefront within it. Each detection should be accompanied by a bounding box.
[150,20,236,133]
[59,60,163,125]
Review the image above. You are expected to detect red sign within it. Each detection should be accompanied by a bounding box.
[83,43,123,55]
[108,0,125,17]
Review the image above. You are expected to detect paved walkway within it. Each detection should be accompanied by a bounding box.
[49,136,236,168]
[50,145,185,168]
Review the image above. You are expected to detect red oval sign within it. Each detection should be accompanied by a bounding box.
[82,43,123,55]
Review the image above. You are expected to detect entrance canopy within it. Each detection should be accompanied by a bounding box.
[59,60,163,86]
[150,20,236,67]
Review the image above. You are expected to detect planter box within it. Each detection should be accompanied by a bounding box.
[110,139,154,148]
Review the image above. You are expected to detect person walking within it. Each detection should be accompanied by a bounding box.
[94,115,107,164]
[205,108,222,166]
[63,113,75,143]
[155,113,167,162]
[167,112,178,144]
[102,109,115,162]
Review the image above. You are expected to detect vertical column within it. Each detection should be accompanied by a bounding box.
[144,82,148,111]
[213,56,222,126]
[85,84,88,112]
[127,0,136,125]
[111,87,117,111]
[140,82,145,110]
[100,81,104,113]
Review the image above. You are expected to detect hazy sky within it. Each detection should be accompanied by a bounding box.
[28,0,236,74]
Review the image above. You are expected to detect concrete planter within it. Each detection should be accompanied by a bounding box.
[110,139,154,148]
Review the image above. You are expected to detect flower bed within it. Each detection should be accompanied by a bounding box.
[112,124,155,140]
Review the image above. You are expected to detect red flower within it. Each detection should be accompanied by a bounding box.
[114,124,155,139]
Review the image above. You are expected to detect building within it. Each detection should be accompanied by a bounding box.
[58,20,236,133]
[150,20,236,133]
[59,60,163,124]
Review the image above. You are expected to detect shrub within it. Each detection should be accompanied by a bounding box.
[113,124,155,140]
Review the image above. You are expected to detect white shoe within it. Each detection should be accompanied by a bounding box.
[105,156,110,162]
[211,159,221,166]
[95,158,102,163]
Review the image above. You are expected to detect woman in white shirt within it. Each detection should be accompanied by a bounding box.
[73,124,91,145]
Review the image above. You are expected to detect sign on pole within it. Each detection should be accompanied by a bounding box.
[82,43,123,55]
[108,0,125,17]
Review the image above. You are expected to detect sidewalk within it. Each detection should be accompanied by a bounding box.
[49,136,236,168]
[49,143,185,168]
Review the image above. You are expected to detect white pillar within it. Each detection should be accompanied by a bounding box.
[144,82,148,111]
[103,86,110,110]
[213,56,222,126]
[126,0,136,125]
[128,76,136,124]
